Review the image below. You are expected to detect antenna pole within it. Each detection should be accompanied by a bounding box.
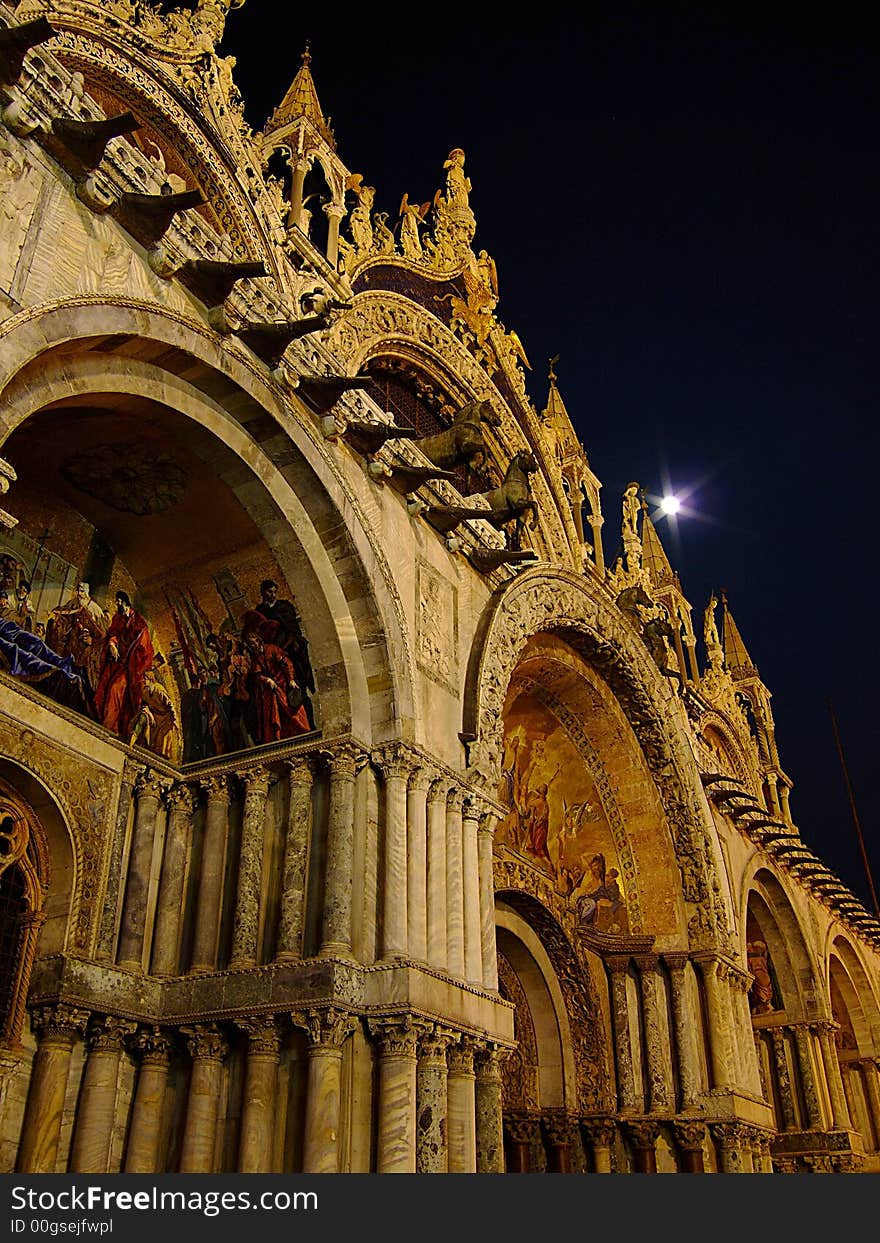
[826,698,880,918]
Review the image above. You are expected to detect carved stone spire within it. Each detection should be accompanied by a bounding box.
[265,44,335,148]
[720,589,759,680]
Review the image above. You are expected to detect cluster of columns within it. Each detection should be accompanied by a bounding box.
[690,953,763,1097]
[757,1019,875,1138]
[371,744,499,988]
[15,1004,508,1174]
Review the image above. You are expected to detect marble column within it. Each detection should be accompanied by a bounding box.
[276,757,314,960]
[694,955,732,1090]
[624,1120,659,1173]
[445,790,466,979]
[416,1026,452,1173]
[581,1120,616,1173]
[673,1121,706,1173]
[151,784,195,977]
[320,742,362,958]
[237,1016,281,1173]
[69,1015,137,1173]
[229,768,271,969]
[840,1062,861,1139]
[792,1023,823,1129]
[475,1044,507,1173]
[293,1007,357,1173]
[324,202,345,268]
[190,776,230,973]
[664,953,701,1107]
[607,955,638,1112]
[817,1022,851,1129]
[477,812,499,990]
[179,1025,228,1173]
[769,1027,798,1130]
[124,1027,175,1173]
[289,158,308,230]
[446,1038,477,1173]
[426,779,449,971]
[859,1058,880,1149]
[372,1017,420,1173]
[730,967,763,1096]
[504,1112,539,1172]
[635,955,671,1113]
[461,799,482,985]
[96,760,140,961]
[16,1005,89,1173]
[374,744,412,961]
[711,1122,753,1173]
[4,909,45,1047]
[117,770,167,971]
[406,768,430,963]
[717,962,743,1086]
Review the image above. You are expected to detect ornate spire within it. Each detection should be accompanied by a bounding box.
[640,510,676,589]
[265,43,335,148]
[720,590,759,680]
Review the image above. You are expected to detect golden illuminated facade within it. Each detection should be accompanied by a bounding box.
[0,0,878,1175]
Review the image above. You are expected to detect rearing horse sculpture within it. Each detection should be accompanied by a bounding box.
[414,398,501,471]
[425,450,539,549]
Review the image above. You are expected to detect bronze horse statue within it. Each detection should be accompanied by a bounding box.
[414,399,501,471]
[425,450,539,549]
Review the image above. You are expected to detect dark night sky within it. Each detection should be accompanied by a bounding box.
[217,4,879,905]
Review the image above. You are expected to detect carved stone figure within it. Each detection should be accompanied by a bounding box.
[0,140,40,289]
[398,193,428,260]
[414,398,501,472]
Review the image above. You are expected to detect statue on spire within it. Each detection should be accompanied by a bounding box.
[703,592,724,669]
[621,481,642,572]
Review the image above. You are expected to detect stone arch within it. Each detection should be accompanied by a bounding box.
[698,709,755,789]
[0,299,417,744]
[740,867,821,1021]
[468,568,730,947]
[826,935,880,1053]
[495,889,613,1115]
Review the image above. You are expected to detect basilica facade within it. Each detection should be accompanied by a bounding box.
[0,0,878,1175]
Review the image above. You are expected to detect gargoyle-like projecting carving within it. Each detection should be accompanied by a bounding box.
[467,548,540,575]
[0,18,55,88]
[176,258,267,309]
[414,398,501,472]
[49,112,141,176]
[292,373,372,414]
[235,314,330,368]
[339,420,413,459]
[112,188,205,249]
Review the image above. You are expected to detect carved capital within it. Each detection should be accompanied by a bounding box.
[30,1004,89,1046]
[634,953,659,974]
[673,1121,707,1152]
[166,783,195,814]
[446,787,466,813]
[321,739,368,780]
[291,1007,357,1051]
[369,1015,421,1059]
[182,1024,228,1063]
[662,951,690,974]
[132,1026,175,1065]
[86,1015,137,1053]
[417,1026,456,1067]
[200,774,230,804]
[238,766,271,796]
[427,776,451,804]
[504,1110,541,1144]
[581,1118,617,1149]
[474,1043,510,1079]
[407,765,434,794]
[542,1110,577,1146]
[478,810,500,839]
[624,1120,660,1149]
[287,755,317,786]
[371,742,417,782]
[710,1122,750,1149]
[605,954,632,975]
[237,1015,281,1058]
[135,769,168,801]
[446,1037,478,1076]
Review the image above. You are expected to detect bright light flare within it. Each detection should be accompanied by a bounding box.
[660,494,681,516]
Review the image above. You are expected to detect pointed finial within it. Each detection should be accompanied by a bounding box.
[302,41,312,66]
[548,354,560,384]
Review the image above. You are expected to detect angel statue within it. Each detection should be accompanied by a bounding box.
[399,192,430,260]
[442,147,471,210]
[345,173,375,255]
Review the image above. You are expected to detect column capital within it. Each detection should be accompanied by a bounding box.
[407,765,434,793]
[477,810,500,839]
[237,766,272,795]
[662,951,690,972]
[446,1035,481,1075]
[371,742,418,781]
[623,1119,660,1149]
[672,1120,707,1151]
[605,953,633,974]
[320,739,369,779]
[30,1003,89,1046]
[446,787,466,813]
[581,1118,617,1148]
[710,1121,750,1148]
[237,1015,281,1058]
[417,1025,456,1066]
[135,769,170,801]
[323,201,346,220]
[460,796,480,823]
[166,783,195,813]
[504,1110,541,1144]
[131,1026,175,1065]
[291,1006,357,1050]
[287,754,318,785]
[199,774,231,803]
[542,1109,577,1146]
[634,953,659,973]
[427,776,452,803]
[474,1043,510,1079]
[85,1014,137,1053]
[369,1015,421,1059]
[181,1024,228,1063]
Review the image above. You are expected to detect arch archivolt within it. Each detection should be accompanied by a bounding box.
[741,868,821,1020]
[471,568,732,950]
[0,299,418,741]
[697,708,756,791]
[496,891,613,1114]
[824,933,880,1046]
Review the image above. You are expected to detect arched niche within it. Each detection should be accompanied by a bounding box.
[827,937,880,1056]
[741,870,819,1021]
[0,302,418,746]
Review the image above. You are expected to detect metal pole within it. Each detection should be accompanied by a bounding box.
[826,698,880,918]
